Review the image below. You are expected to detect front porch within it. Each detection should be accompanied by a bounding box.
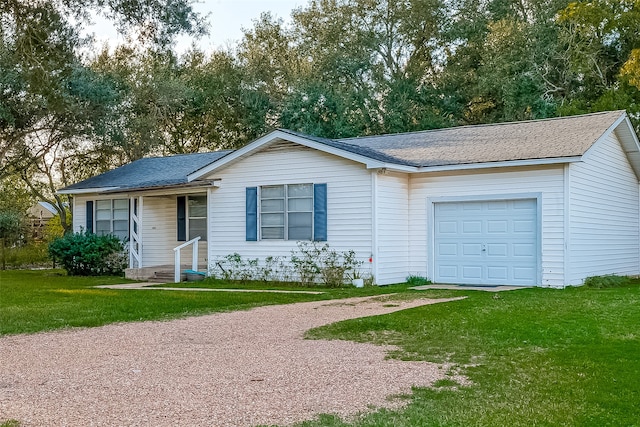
[124,192,210,282]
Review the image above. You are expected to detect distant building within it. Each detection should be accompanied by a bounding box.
[27,202,58,241]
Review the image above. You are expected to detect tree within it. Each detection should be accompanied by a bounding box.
[0,0,205,171]
[0,211,23,270]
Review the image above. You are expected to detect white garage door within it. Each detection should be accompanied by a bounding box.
[434,199,538,286]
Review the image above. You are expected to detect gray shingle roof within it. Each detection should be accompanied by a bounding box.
[338,110,625,167]
[60,151,232,192]
[276,128,411,165]
[61,111,627,193]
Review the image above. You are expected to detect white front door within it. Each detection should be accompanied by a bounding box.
[433,199,538,286]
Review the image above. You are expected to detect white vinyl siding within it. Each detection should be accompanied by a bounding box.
[567,132,640,283]
[409,165,565,287]
[72,196,88,234]
[375,172,409,285]
[206,143,373,273]
[141,195,207,267]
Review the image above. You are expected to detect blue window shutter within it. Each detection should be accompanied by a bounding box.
[313,183,327,241]
[246,187,258,241]
[177,196,186,241]
[85,201,94,233]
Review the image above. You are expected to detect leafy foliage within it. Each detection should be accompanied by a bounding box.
[583,274,631,289]
[48,232,127,276]
[210,242,364,287]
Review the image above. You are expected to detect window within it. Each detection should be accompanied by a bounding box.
[95,199,129,241]
[260,184,313,240]
[177,195,207,241]
[188,195,207,241]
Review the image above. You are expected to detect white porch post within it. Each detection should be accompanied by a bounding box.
[129,196,143,268]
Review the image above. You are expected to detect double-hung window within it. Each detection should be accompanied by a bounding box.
[177,195,207,241]
[188,195,207,241]
[261,184,313,240]
[95,199,129,241]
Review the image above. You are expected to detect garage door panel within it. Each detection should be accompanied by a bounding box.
[487,266,508,280]
[514,220,535,233]
[462,243,482,256]
[434,199,538,286]
[462,266,482,280]
[438,221,457,233]
[438,265,458,278]
[513,267,535,280]
[438,243,458,256]
[488,220,508,233]
[513,243,535,257]
[487,200,508,211]
[487,243,507,256]
[462,221,482,233]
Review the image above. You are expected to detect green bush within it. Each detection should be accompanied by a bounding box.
[583,274,631,289]
[405,275,432,286]
[48,231,127,276]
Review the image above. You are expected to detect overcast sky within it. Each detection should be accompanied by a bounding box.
[91,0,304,53]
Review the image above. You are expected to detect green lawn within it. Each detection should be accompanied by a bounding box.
[301,282,640,426]
[2,270,638,426]
[0,269,420,336]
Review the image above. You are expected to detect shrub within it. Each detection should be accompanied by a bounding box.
[210,242,364,287]
[48,231,127,276]
[406,275,431,286]
[583,275,631,289]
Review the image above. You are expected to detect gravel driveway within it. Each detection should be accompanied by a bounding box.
[0,295,464,426]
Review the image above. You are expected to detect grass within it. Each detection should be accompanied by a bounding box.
[301,282,640,426]
[3,270,638,426]
[0,270,426,336]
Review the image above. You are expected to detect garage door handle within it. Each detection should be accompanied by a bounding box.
[482,244,486,252]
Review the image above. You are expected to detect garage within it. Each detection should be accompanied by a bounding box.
[433,198,539,286]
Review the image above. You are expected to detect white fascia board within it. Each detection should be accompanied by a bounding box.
[187,130,391,181]
[413,156,583,173]
[584,112,640,179]
[582,112,628,162]
[57,187,119,195]
[616,115,640,179]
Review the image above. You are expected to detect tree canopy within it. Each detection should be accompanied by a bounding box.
[2,0,640,225]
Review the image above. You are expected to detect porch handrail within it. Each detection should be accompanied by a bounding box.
[173,236,201,283]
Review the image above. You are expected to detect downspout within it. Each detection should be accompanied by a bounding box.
[207,187,213,274]
[371,171,379,284]
[563,164,571,287]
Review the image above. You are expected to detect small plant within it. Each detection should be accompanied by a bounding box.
[48,231,127,276]
[405,275,431,286]
[583,275,631,289]
[290,241,322,286]
[209,243,365,287]
[363,273,375,287]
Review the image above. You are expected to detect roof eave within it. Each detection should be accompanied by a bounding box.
[613,115,640,180]
[58,180,220,196]
[57,186,120,195]
[413,156,583,173]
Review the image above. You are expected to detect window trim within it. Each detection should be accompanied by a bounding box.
[187,194,207,241]
[178,194,208,242]
[259,184,314,241]
[94,198,129,241]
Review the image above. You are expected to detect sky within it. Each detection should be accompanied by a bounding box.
[91,0,305,53]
